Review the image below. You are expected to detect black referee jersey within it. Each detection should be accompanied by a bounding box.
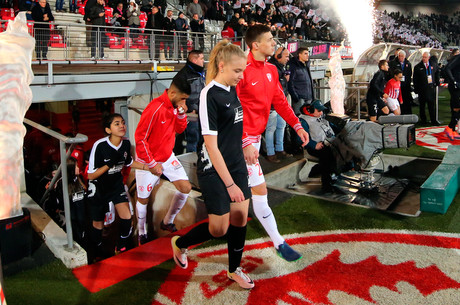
[88,137,133,192]
[197,80,245,176]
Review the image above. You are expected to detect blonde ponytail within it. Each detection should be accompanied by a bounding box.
[206,40,247,85]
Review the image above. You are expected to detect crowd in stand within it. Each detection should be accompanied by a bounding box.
[374,10,443,48]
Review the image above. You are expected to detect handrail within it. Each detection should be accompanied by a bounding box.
[24,118,88,249]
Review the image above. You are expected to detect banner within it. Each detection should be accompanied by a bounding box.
[279,5,289,14]
[241,0,250,3]
[233,0,241,8]
[313,15,321,23]
[329,45,354,59]
[295,18,302,28]
[322,12,330,22]
[256,0,266,9]
[291,6,302,16]
[307,9,315,17]
[265,0,273,4]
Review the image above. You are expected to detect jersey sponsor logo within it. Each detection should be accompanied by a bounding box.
[153,230,460,305]
[108,164,123,174]
[251,81,258,86]
[266,73,272,82]
[234,106,243,124]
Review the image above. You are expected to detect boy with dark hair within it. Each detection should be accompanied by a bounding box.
[366,59,390,122]
[134,73,192,244]
[236,24,309,261]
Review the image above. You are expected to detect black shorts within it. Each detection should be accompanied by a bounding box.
[198,170,251,216]
[367,97,387,117]
[88,182,128,222]
[449,87,460,109]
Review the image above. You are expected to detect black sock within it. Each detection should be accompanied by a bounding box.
[118,218,132,249]
[90,227,103,247]
[176,222,213,249]
[448,111,460,129]
[227,224,247,273]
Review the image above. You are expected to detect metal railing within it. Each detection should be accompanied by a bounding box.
[24,118,88,249]
[0,20,220,62]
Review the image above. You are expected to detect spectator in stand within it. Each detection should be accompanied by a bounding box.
[69,0,78,13]
[175,12,189,60]
[233,17,247,40]
[413,52,441,126]
[55,0,64,12]
[163,9,175,59]
[444,50,460,140]
[84,0,97,47]
[190,13,205,50]
[265,46,292,163]
[127,0,141,37]
[154,0,167,16]
[147,6,164,60]
[32,0,54,60]
[186,0,203,19]
[366,59,390,122]
[140,0,153,13]
[111,2,127,28]
[89,0,106,59]
[206,0,223,21]
[221,22,235,42]
[175,50,206,152]
[287,47,315,115]
[389,50,413,115]
[384,69,404,116]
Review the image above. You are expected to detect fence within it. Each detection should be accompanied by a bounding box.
[23,118,87,249]
[0,17,219,61]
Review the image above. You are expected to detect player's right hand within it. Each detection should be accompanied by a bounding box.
[243,145,259,165]
[150,163,163,176]
[227,184,245,202]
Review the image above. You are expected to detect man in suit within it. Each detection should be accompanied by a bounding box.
[413,52,441,126]
[389,50,413,115]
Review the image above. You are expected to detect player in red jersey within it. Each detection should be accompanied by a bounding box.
[236,24,309,261]
[384,69,403,115]
[134,74,192,244]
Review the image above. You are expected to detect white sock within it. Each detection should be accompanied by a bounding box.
[136,201,147,235]
[252,194,284,248]
[164,191,188,224]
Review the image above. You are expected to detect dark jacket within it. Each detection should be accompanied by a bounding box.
[366,69,387,101]
[175,60,206,113]
[413,60,440,95]
[190,19,205,33]
[84,0,97,22]
[163,16,175,34]
[175,16,189,36]
[389,57,412,89]
[89,3,106,26]
[146,11,164,31]
[287,56,314,102]
[31,3,54,28]
[445,54,460,86]
[268,56,288,97]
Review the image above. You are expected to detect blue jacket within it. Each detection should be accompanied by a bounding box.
[287,56,315,103]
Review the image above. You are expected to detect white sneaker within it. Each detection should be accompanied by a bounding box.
[171,236,188,269]
[227,267,254,289]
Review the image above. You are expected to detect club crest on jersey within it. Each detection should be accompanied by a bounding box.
[171,159,183,170]
[234,106,243,124]
[266,73,272,82]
